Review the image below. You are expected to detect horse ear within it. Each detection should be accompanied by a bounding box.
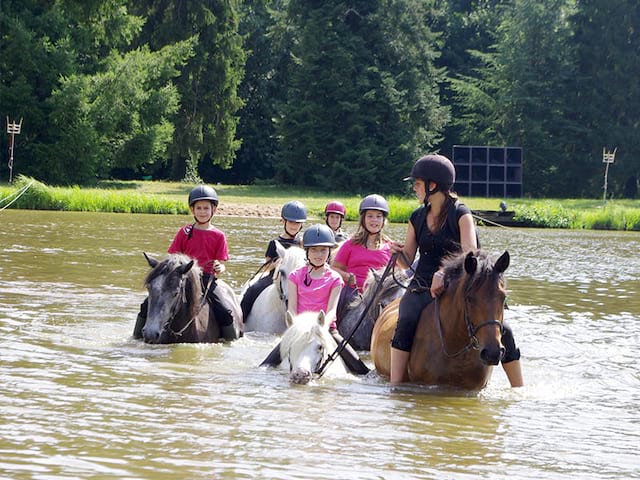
[494,250,510,273]
[144,252,159,268]
[275,240,286,260]
[176,260,194,276]
[464,251,478,275]
[285,311,295,328]
[317,310,326,327]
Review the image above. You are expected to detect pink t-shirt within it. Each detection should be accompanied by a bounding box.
[289,266,344,315]
[334,239,392,291]
[168,224,229,274]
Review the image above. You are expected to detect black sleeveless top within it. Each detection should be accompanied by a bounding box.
[410,201,471,287]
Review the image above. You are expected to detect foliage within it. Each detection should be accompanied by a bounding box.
[2,0,639,200]
[130,0,246,180]
[273,0,447,194]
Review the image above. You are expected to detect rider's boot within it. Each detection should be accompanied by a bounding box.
[260,342,282,366]
[330,329,370,375]
[133,298,148,339]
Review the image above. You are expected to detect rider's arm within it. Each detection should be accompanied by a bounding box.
[325,284,342,325]
[287,279,298,316]
[458,213,478,251]
[330,259,355,288]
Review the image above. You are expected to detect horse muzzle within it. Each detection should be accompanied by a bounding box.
[480,345,505,366]
[290,368,313,385]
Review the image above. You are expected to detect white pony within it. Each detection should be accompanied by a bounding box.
[277,311,349,384]
[241,242,306,334]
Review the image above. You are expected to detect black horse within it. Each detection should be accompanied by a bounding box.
[139,253,242,344]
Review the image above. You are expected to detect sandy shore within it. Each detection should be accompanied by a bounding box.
[215,203,282,218]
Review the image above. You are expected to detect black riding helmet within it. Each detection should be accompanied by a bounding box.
[189,185,219,207]
[404,154,456,194]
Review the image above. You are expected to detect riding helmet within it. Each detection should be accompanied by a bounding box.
[302,224,336,248]
[359,194,389,216]
[188,185,219,206]
[281,201,307,222]
[404,154,456,191]
[324,200,346,218]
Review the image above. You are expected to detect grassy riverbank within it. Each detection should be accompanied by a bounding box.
[1,176,639,230]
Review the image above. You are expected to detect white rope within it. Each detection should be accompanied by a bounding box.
[0,180,34,211]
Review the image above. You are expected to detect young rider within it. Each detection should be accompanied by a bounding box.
[261,224,369,374]
[133,185,240,341]
[389,154,524,386]
[332,194,393,292]
[240,200,307,320]
[324,200,348,243]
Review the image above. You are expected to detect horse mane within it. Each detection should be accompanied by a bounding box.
[145,254,204,319]
[440,249,504,294]
[350,265,411,309]
[280,311,332,357]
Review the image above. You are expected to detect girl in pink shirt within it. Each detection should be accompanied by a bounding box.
[332,194,393,292]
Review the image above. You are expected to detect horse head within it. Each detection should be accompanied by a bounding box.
[142,253,203,344]
[442,250,510,366]
[273,242,306,306]
[280,310,333,384]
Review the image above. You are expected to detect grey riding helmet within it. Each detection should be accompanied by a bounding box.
[302,224,337,248]
[281,200,307,222]
[358,194,389,216]
[188,185,219,206]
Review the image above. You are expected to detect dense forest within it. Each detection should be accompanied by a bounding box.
[1,0,638,197]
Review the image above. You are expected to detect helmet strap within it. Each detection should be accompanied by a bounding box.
[283,222,300,238]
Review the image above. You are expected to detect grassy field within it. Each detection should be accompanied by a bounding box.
[1,176,639,230]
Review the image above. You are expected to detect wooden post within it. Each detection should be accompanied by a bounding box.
[6,117,23,183]
[602,147,617,202]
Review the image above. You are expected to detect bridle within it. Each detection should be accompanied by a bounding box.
[435,286,504,358]
[164,273,212,338]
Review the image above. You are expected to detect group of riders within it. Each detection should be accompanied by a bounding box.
[134,154,524,387]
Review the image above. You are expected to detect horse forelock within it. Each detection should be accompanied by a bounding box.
[442,250,506,298]
[145,254,203,308]
[280,312,329,358]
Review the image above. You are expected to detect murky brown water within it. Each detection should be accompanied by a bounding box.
[1,209,639,479]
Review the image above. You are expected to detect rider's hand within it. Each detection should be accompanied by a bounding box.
[214,261,225,275]
[430,270,445,297]
[389,241,404,254]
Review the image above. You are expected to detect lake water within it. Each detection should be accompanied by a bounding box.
[1,209,639,479]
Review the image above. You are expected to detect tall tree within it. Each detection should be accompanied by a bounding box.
[273,0,447,194]
[131,0,246,181]
[451,0,578,196]
[570,0,640,196]
[0,0,188,184]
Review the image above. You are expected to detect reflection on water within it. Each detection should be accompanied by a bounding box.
[1,209,639,479]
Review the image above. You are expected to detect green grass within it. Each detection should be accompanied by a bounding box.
[1,175,639,230]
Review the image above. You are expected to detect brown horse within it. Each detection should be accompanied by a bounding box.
[371,250,510,390]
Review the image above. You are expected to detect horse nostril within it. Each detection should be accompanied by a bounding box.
[480,348,502,366]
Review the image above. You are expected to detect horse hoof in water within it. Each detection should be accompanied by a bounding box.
[290,368,313,385]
